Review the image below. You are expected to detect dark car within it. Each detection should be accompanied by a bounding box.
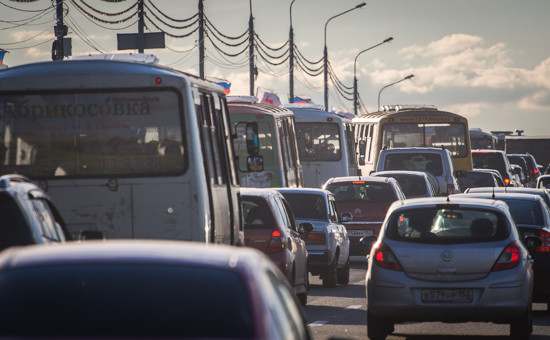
[456,169,502,191]
[465,187,550,209]
[241,188,312,305]
[323,176,406,261]
[0,174,71,251]
[371,170,437,198]
[508,154,541,187]
[472,150,517,187]
[454,192,550,309]
[0,240,312,339]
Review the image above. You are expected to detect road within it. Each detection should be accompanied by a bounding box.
[304,263,550,340]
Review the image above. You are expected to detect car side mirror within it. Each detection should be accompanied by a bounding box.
[298,222,314,234]
[341,212,353,222]
[360,235,378,248]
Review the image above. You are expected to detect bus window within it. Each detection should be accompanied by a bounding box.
[296,123,341,162]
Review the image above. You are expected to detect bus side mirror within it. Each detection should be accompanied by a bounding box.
[247,155,263,172]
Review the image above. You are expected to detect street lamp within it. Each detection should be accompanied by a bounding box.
[289,0,297,103]
[377,74,414,111]
[324,2,367,111]
[353,36,393,115]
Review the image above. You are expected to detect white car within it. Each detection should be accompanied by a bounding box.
[277,188,350,287]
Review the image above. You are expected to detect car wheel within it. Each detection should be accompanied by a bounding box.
[297,273,308,306]
[322,254,338,288]
[337,256,350,285]
[367,309,393,340]
[510,303,532,339]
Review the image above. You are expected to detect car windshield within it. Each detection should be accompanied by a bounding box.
[0,263,254,337]
[386,207,510,244]
[282,193,327,220]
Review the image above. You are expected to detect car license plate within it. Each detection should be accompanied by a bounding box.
[347,230,373,237]
[421,289,473,303]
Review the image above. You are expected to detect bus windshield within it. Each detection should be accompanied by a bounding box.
[0,90,186,178]
[296,122,341,162]
[382,122,467,157]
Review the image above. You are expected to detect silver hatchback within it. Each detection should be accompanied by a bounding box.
[365,197,540,340]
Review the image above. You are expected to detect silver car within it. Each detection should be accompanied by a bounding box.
[277,188,350,287]
[365,196,540,340]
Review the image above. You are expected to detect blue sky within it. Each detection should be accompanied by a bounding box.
[2,0,550,135]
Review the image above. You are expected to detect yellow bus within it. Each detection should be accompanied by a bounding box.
[353,105,473,175]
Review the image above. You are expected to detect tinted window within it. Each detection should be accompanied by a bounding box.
[326,182,396,203]
[458,171,496,190]
[0,194,33,250]
[472,152,508,179]
[386,174,427,197]
[0,264,254,337]
[499,198,543,226]
[282,193,327,220]
[386,208,510,244]
[242,195,276,229]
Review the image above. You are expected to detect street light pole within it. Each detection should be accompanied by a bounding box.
[324,2,366,111]
[377,74,414,111]
[353,36,393,115]
[289,0,296,103]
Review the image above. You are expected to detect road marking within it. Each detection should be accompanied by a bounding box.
[309,321,328,327]
[346,305,362,310]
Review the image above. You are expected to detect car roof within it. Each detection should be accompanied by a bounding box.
[387,196,510,213]
[466,187,549,195]
[454,192,543,202]
[240,187,283,199]
[324,176,395,185]
[275,187,333,196]
[0,240,268,270]
[0,174,48,200]
[372,170,430,178]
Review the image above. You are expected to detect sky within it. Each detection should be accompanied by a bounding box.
[2,0,550,136]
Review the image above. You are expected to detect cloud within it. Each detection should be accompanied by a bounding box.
[442,102,490,119]
[518,90,550,110]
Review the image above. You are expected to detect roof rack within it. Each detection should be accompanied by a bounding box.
[283,103,326,111]
[226,95,258,104]
[381,104,438,112]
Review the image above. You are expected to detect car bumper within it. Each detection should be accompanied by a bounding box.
[366,272,532,322]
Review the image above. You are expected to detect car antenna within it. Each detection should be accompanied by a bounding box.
[492,185,495,199]
[446,195,450,202]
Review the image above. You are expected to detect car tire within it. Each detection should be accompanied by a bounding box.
[367,309,393,340]
[337,255,350,285]
[510,303,532,339]
[297,273,308,306]
[322,254,338,288]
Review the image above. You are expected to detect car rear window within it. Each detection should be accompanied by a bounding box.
[326,182,396,203]
[386,207,510,244]
[0,263,254,337]
[0,193,33,250]
[458,171,496,190]
[383,153,444,176]
[498,198,543,226]
[242,195,276,229]
[281,193,327,220]
[388,174,427,197]
[472,152,508,178]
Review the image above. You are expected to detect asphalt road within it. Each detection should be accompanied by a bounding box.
[304,263,550,340]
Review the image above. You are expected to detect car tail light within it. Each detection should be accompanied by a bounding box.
[304,233,325,245]
[373,241,402,271]
[535,230,550,253]
[266,227,285,253]
[447,183,457,194]
[492,241,521,271]
[504,178,510,186]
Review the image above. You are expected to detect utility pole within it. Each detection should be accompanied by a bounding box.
[137,0,144,53]
[248,0,255,96]
[52,0,68,60]
[198,0,205,79]
[289,0,296,103]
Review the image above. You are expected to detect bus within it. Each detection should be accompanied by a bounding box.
[0,55,253,246]
[469,128,498,150]
[284,103,359,188]
[228,96,303,188]
[353,105,473,175]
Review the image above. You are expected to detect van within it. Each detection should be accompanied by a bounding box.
[375,147,460,195]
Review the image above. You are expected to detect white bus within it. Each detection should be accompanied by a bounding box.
[0,56,250,245]
[229,96,303,188]
[284,104,358,188]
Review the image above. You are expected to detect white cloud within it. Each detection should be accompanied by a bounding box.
[442,102,489,119]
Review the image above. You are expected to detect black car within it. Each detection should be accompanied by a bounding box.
[508,154,540,187]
